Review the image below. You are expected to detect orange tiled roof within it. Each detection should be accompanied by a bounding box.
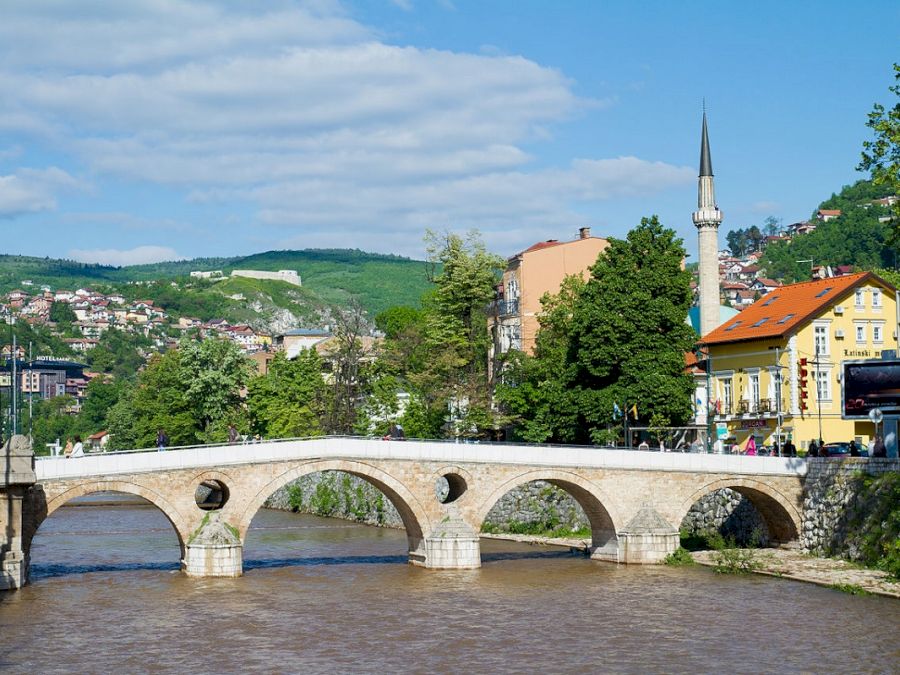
[701,272,894,345]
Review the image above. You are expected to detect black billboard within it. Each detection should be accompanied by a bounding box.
[843,359,900,418]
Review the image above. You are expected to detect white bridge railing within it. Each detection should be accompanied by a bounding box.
[35,436,810,481]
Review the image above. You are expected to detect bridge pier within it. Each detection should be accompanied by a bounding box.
[421,517,481,569]
[616,506,679,564]
[182,512,243,578]
[1,436,36,591]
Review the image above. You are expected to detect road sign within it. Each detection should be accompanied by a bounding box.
[869,408,884,425]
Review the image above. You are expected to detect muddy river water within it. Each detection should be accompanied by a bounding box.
[1,498,898,673]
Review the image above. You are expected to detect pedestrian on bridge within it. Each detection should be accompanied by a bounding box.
[228,424,239,444]
[70,436,84,457]
[157,428,169,452]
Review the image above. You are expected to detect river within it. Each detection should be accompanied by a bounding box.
[1,496,898,673]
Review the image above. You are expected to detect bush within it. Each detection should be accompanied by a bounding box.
[710,533,764,574]
[664,547,696,566]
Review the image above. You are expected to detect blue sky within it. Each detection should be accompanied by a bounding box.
[0,0,897,265]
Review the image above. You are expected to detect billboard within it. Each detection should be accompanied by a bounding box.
[843,359,900,418]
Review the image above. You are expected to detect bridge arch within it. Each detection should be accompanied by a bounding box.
[678,478,801,544]
[475,470,623,556]
[236,459,432,559]
[26,479,192,558]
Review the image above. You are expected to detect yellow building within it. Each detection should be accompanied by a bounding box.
[699,272,898,451]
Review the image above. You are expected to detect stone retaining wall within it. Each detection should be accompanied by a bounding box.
[800,458,900,560]
[679,488,769,545]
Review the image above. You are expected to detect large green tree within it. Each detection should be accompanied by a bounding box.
[248,350,326,438]
[106,337,250,449]
[569,216,695,442]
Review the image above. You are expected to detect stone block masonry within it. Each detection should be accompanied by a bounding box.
[800,458,900,565]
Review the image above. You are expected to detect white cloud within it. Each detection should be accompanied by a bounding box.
[0,167,85,218]
[0,1,692,256]
[68,246,185,267]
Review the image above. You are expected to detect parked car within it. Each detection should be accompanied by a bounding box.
[819,442,868,458]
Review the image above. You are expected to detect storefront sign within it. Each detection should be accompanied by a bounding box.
[716,423,729,439]
[739,419,770,429]
[844,349,881,358]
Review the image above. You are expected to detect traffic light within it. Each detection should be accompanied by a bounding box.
[799,358,808,411]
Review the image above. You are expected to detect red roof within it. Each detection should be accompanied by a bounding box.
[702,272,894,345]
[818,209,841,216]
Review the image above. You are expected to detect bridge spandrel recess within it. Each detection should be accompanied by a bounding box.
[15,438,810,582]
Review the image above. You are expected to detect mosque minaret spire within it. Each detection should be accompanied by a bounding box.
[692,108,723,337]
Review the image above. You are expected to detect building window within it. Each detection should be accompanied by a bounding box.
[749,372,760,412]
[872,288,881,309]
[856,323,866,344]
[773,369,783,412]
[855,289,864,309]
[873,324,883,343]
[721,377,733,414]
[814,324,829,356]
[815,369,831,401]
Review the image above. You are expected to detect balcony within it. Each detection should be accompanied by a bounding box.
[496,299,520,317]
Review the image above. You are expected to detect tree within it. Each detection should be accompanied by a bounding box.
[248,350,326,438]
[567,216,696,443]
[106,337,251,449]
[179,337,252,442]
[858,63,900,237]
[49,302,76,325]
[322,304,371,434]
[374,306,421,339]
[79,377,123,433]
[421,230,505,437]
[366,230,505,439]
[763,216,782,237]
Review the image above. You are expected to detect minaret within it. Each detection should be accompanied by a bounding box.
[691,110,723,337]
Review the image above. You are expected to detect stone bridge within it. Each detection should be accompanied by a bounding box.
[4,437,808,587]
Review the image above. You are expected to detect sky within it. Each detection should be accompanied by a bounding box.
[0,0,898,266]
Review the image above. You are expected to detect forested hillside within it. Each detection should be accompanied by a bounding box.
[0,248,431,320]
[760,180,896,282]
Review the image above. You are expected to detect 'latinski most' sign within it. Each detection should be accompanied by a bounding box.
[843,359,900,418]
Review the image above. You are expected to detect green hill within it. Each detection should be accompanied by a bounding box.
[0,248,431,321]
[760,179,896,282]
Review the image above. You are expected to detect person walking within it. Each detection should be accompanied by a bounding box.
[872,435,887,458]
[745,435,757,456]
[808,439,818,458]
[849,440,860,457]
[157,428,169,452]
[70,435,84,457]
[228,423,239,444]
[63,438,74,458]
[783,438,796,458]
